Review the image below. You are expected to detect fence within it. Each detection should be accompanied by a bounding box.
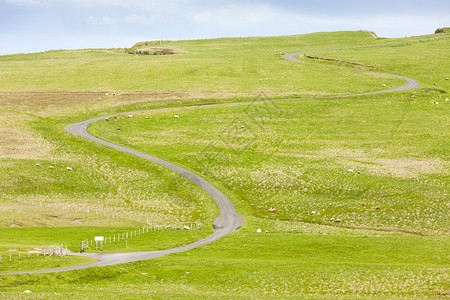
[80,220,202,251]
[0,245,68,264]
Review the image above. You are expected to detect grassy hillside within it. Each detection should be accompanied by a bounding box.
[0,30,449,298]
[0,31,408,94]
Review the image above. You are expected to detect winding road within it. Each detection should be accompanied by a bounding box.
[3,36,449,275]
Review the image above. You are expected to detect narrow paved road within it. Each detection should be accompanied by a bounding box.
[3,36,448,275]
[1,114,246,274]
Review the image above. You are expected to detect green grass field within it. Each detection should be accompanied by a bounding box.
[0,30,449,298]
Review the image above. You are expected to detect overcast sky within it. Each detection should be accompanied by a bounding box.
[1,0,449,55]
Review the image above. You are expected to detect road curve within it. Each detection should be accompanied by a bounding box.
[3,36,449,275]
[0,113,245,275]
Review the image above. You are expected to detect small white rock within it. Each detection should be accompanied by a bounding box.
[311,211,316,215]
[145,117,149,119]
[446,98,449,101]
[256,229,262,233]
[23,290,32,294]
[330,217,334,221]
[175,115,179,118]
[67,167,73,171]
[36,163,40,167]
[105,117,109,121]
[128,115,133,118]
[105,93,109,96]
[347,169,354,173]
[382,84,386,87]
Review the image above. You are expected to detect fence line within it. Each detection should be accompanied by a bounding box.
[80,220,202,252]
[0,245,69,265]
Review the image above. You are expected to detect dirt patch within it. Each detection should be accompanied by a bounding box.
[71,218,84,224]
[9,221,23,227]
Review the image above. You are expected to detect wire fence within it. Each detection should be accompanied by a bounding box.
[0,245,69,264]
[81,220,202,251]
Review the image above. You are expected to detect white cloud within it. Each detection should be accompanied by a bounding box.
[41,0,185,12]
[86,15,114,25]
[187,3,449,37]
[123,14,164,25]
[5,0,48,6]
[189,4,365,28]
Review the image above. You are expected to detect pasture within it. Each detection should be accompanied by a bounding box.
[0,30,448,298]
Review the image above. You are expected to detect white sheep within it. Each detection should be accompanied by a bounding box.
[128,115,133,118]
[67,167,73,171]
[175,115,179,118]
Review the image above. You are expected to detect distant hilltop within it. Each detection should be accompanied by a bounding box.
[435,27,450,34]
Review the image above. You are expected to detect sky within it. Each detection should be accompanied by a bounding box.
[0,0,449,55]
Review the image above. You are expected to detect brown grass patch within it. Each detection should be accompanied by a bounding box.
[0,110,53,159]
[303,148,447,178]
[0,90,257,117]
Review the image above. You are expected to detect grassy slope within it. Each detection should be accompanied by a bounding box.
[0,31,449,298]
[90,93,449,235]
[0,31,408,94]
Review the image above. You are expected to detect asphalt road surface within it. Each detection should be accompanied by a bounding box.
[4,36,449,275]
